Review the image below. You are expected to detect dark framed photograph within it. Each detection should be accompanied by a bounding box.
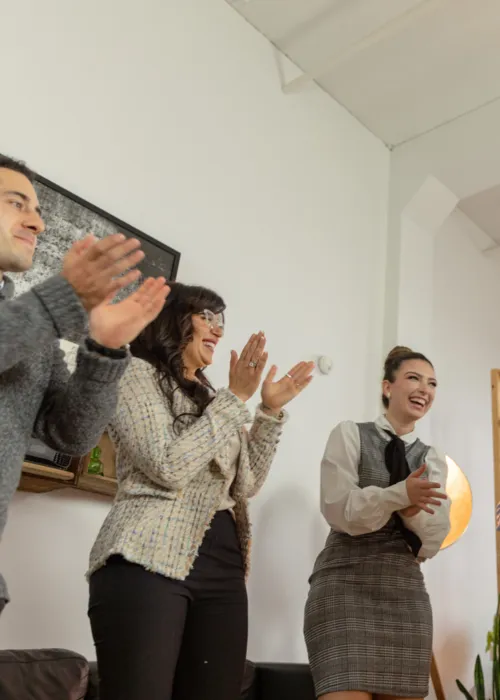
[13,174,181,297]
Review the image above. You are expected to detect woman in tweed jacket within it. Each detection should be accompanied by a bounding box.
[87,282,314,700]
[304,346,451,700]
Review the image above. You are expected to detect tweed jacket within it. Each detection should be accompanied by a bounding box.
[88,357,288,580]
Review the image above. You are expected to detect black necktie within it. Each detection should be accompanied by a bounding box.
[384,431,422,557]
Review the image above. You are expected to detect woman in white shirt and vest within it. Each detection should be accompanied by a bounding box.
[304,346,451,700]
[87,282,314,700]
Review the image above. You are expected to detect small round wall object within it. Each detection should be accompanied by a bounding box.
[317,356,333,375]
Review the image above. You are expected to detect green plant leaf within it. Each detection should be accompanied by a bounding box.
[475,655,486,700]
[456,678,476,700]
[493,656,500,700]
[495,594,500,700]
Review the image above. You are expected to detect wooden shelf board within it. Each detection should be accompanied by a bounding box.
[19,465,75,494]
[18,433,117,498]
[19,474,71,494]
[77,473,117,497]
[22,462,75,481]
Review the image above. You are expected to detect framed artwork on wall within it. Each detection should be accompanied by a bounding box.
[13,173,181,297]
[12,171,181,493]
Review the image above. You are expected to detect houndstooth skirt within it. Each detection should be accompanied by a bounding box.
[304,528,433,698]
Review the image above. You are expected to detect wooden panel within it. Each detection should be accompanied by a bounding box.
[19,462,76,493]
[18,473,72,494]
[430,652,446,700]
[495,369,500,421]
[491,369,500,593]
[77,473,117,497]
[99,432,116,479]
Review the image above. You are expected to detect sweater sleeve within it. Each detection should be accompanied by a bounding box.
[0,275,87,373]
[109,359,252,490]
[321,421,412,535]
[32,340,130,455]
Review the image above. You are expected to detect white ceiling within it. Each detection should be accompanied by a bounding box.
[227,0,500,147]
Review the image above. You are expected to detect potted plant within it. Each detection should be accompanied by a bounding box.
[456,596,500,699]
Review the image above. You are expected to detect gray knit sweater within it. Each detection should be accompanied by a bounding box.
[0,274,130,605]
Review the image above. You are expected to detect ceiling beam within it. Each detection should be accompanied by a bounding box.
[282,0,444,94]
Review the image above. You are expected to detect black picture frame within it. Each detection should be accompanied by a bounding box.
[13,173,181,297]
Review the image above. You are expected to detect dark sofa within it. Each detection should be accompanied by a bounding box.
[0,649,315,699]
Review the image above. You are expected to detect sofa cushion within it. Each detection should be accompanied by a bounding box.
[87,658,256,698]
[0,649,89,700]
[87,661,99,699]
[242,660,256,698]
[255,662,315,700]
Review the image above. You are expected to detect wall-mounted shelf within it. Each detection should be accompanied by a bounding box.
[77,473,117,497]
[22,462,76,481]
[18,433,117,498]
[19,462,76,494]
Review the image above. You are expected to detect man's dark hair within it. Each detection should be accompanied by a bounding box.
[0,154,35,183]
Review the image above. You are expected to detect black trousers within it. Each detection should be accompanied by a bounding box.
[88,511,248,700]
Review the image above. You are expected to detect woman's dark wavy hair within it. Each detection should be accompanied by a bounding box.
[130,282,226,431]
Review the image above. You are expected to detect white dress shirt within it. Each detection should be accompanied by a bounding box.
[321,415,451,560]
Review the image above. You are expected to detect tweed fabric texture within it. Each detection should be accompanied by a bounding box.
[304,422,433,697]
[88,358,286,581]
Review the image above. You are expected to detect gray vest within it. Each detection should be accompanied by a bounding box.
[357,422,429,489]
[311,422,430,578]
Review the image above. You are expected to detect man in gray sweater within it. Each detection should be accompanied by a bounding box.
[0,155,169,611]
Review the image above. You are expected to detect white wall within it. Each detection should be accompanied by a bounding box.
[385,100,500,697]
[426,209,499,696]
[384,98,500,353]
[0,0,390,662]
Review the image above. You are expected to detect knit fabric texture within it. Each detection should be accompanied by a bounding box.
[0,274,129,604]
